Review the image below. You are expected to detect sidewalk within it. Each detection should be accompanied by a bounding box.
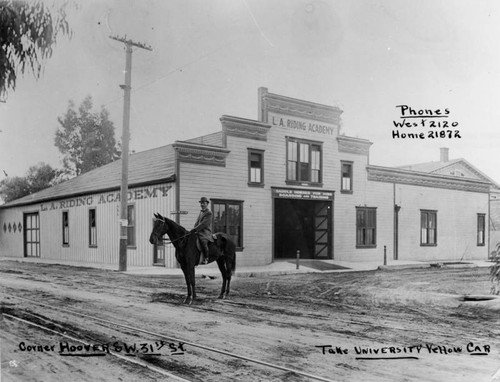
[123,259,493,278]
[0,256,493,278]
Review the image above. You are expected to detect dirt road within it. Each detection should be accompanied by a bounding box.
[1,260,499,381]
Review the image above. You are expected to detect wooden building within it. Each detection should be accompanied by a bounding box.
[0,88,495,268]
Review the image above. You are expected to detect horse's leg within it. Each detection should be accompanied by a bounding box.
[216,258,227,299]
[225,257,232,298]
[188,263,197,304]
[180,262,192,304]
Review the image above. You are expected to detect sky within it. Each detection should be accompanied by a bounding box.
[1,0,500,185]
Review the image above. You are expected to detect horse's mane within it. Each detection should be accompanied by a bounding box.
[155,213,188,239]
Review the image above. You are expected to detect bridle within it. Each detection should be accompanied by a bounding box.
[153,218,195,245]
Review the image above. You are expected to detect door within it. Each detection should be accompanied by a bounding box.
[152,219,165,266]
[153,243,166,266]
[314,202,330,258]
[274,199,332,259]
[24,212,40,257]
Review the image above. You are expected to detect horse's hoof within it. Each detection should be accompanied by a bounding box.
[217,295,223,299]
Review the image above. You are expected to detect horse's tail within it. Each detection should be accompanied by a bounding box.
[217,233,236,275]
[228,239,236,275]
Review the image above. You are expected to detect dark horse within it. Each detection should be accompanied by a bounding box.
[149,213,236,304]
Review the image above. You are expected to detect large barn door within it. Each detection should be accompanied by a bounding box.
[24,212,40,257]
[314,202,330,258]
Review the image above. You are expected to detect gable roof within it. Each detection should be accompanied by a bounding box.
[1,144,176,208]
[398,158,500,190]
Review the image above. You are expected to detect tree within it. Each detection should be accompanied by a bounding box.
[0,162,58,202]
[55,96,120,177]
[0,0,71,100]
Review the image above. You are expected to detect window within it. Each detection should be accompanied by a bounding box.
[477,214,485,246]
[421,210,437,246]
[89,209,97,247]
[341,161,353,193]
[248,149,264,186]
[356,207,376,247]
[450,169,465,177]
[212,199,243,250]
[127,204,136,247]
[62,211,69,246]
[286,138,322,184]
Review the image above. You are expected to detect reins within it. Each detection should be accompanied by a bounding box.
[154,218,194,245]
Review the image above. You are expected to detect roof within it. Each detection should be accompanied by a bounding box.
[398,159,463,173]
[398,158,500,190]
[1,144,176,208]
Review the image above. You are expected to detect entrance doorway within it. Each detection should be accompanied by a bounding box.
[23,212,40,257]
[274,199,332,259]
[153,243,165,266]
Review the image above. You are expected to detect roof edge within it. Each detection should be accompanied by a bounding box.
[0,175,176,209]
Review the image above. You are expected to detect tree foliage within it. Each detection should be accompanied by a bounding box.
[55,96,120,177]
[0,0,71,99]
[0,162,59,202]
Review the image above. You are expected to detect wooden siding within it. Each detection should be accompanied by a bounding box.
[0,183,177,267]
[178,110,343,265]
[334,152,394,262]
[395,184,488,261]
[178,136,273,266]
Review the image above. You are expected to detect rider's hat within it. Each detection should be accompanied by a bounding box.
[199,197,210,204]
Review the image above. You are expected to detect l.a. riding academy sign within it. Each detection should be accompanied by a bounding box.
[40,185,172,212]
[272,187,334,201]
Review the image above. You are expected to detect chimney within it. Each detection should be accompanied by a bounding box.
[440,147,449,162]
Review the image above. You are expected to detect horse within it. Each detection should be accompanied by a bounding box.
[149,212,236,304]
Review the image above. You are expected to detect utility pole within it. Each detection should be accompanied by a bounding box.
[110,35,152,272]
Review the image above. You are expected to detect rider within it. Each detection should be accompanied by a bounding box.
[191,197,213,265]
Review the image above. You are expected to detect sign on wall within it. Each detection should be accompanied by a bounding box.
[269,112,337,136]
[40,185,172,212]
[272,187,334,201]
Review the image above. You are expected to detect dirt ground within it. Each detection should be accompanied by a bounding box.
[1,260,500,382]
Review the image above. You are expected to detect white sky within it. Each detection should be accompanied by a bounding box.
[1,0,500,184]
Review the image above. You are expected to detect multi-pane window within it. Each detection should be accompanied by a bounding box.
[477,214,486,246]
[212,199,243,250]
[341,161,353,192]
[286,138,322,184]
[356,207,376,247]
[421,210,437,246]
[62,211,69,245]
[248,149,264,185]
[127,204,136,247]
[89,209,97,247]
[24,212,40,257]
[311,146,321,183]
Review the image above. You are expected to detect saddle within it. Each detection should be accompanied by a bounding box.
[195,234,219,252]
[196,233,222,258]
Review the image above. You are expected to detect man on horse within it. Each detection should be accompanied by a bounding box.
[191,196,213,265]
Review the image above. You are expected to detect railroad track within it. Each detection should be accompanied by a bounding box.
[2,294,336,382]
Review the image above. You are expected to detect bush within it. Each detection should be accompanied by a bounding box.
[490,243,500,295]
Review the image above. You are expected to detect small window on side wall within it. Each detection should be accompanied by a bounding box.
[421,210,437,246]
[356,207,376,247]
[248,149,264,186]
[341,161,353,193]
[127,204,136,247]
[477,213,485,246]
[89,208,97,247]
[62,211,69,246]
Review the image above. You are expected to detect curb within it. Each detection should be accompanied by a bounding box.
[378,262,482,271]
[378,264,431,271]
